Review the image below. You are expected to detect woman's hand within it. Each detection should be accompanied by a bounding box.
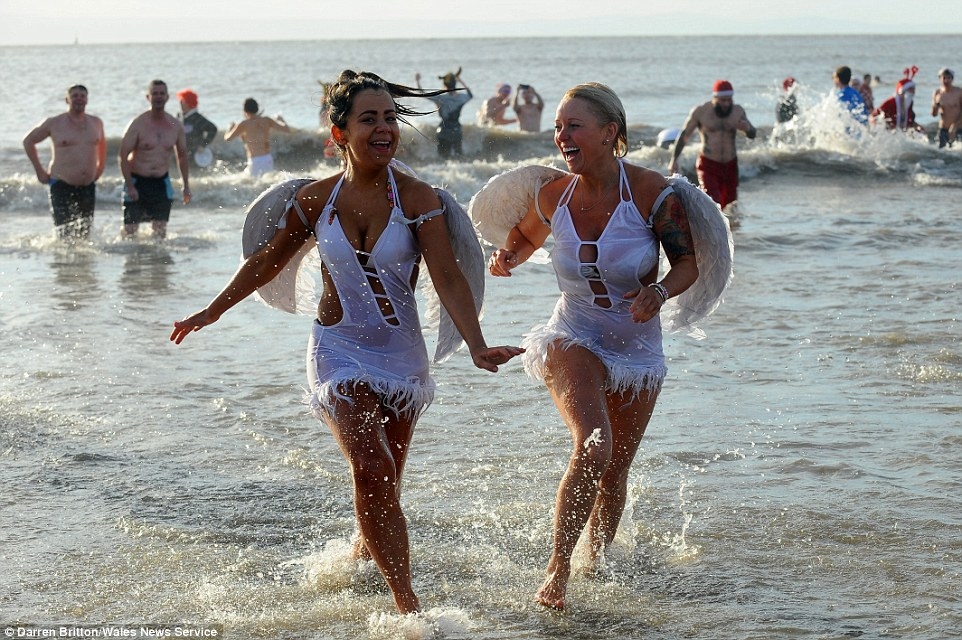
[625,286,664,323]
[471,345,525,372]
[170,309,220,345]
[488,249,519,277]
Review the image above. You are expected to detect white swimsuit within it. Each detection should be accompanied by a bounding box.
[304,167,442,418]
[522,160,671,395]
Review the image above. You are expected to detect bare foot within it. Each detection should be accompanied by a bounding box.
[535,570,567,611]
[393,590,420,615]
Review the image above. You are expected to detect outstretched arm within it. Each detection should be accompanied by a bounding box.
[171,220,312,344]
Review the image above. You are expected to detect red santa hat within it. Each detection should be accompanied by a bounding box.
[897,66,918,94]
[712,80,734,97]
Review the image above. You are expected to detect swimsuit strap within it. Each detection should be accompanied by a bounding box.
[403,208,444,230]
[557,174,579,209]
[649,185,675,219]
[288,195,311,229]
[534,175,552,228]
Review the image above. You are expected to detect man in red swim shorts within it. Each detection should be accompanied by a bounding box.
[668,79,757,211]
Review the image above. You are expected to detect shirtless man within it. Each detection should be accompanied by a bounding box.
[223,98,291,176]
[669,79,756,210]
[513,84,545,133]
[480,84,517,127]
[931,68,962,148]
[23,84,106,239]
[119,79,190,239]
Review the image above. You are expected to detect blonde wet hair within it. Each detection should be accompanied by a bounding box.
[563,82,629,157]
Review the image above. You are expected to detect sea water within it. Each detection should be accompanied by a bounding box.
[1,35,960,639]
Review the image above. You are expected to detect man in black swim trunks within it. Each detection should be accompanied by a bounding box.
[119,79,191,239]
[23,84,107,240]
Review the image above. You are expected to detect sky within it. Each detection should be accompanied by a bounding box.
[2,0,961,46]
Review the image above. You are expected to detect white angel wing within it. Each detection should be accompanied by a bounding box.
[468,164,568,248]
[661,174,734,338]
[240,177,317,315]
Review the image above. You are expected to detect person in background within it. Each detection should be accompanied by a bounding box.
[176,89,218,169]
[224,97,292,176]
[489,82,700,611]
[871,73,924,133]
[669,79,756,211]
[859,73,875,112]
[23,83,106,240]
[513,83,545,132]
[480,83,517,126]
[119,79,190,239]
[931,68,962,148]
[415,68,473,159]
[776,76,799,123]
[172,70,522,615]
[832,65,869,125]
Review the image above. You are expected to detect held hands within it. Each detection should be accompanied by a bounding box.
[170,308,221,345]
[471,345,525,373]
[488,249,518,277]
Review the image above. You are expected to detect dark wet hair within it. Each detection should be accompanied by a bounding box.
[325,70,447,129]
[243,98,259,114]
[324,70,452,160]
[148,79,167,92]
[66,84,88,95]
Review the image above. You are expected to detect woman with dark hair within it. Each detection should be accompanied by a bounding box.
[172,70,522,614]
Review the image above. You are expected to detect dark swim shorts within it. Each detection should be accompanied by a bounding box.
[123,173,173,225]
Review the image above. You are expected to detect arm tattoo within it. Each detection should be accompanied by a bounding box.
[652,194,695,259]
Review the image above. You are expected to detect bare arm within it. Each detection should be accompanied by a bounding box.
[669,108,700,173]
[412,184,523,370]
[736,107,757,139]
[22,119,52,184]
[119,123,138,199]
[271,116,291,134]
[174,126,191,204]
[223,121,242,142]
[488,184,555,277]
[171,220,313,344]
[94,118,107,181]
[627,193,699,323]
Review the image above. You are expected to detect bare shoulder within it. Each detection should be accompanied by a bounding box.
[297,174,340,210]
[395,172,441,215]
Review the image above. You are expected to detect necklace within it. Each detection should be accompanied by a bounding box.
[579,178,616,212]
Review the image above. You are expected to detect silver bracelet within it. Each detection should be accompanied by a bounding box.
[648,282,669,304]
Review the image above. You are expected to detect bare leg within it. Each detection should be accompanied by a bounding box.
[322,384,420,614]
[151,220,168,239]
[122,223,139,237]
[584,387,658,566]
[536,344,613,611]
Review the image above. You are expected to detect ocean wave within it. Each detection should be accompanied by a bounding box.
[2,117,961,214]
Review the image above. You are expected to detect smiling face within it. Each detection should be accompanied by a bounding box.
[335,88,399,166]
[65,86,88,115]
[554,96,614,173]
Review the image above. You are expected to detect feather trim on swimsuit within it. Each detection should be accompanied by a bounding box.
[308,371,435,421]
[521,324,667,397]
